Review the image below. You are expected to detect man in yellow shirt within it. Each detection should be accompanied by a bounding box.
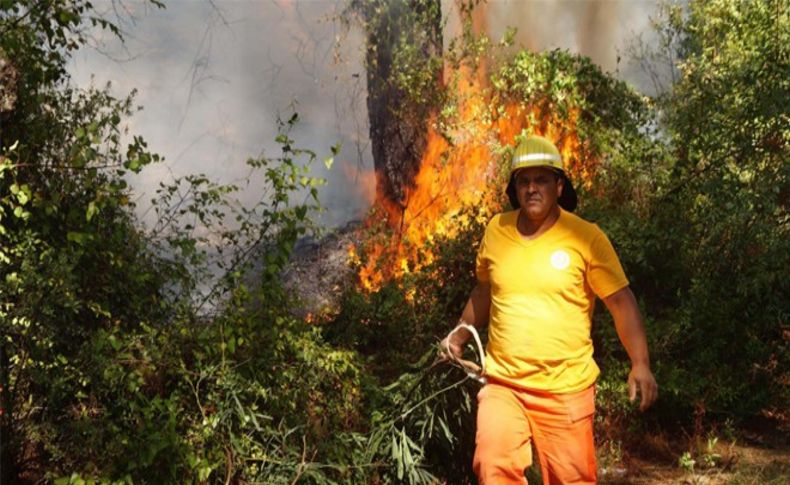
[441,135,657,484]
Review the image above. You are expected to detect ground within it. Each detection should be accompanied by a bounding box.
[595,419,789,485]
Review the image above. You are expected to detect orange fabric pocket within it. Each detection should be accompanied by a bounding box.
[562,385,595,423]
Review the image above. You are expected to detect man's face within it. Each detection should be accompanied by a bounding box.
[514,166,564,220]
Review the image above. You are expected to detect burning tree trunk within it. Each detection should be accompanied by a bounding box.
[346,0,443,208]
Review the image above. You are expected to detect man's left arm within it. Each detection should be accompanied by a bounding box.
[602,287,658,411]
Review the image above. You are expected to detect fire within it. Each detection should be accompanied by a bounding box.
[494,104,590,187]
[351,65,595,293]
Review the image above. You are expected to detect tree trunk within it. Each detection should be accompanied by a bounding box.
[353,0,443,208]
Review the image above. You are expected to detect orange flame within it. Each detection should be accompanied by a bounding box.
[352,63,596,293]
[494,104,591,187]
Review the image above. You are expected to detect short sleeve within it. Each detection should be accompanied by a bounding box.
[475,230,490,283]
[588,230,629,298]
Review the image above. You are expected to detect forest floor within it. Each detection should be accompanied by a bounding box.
[608,442,789,484]
[596,417,789,484]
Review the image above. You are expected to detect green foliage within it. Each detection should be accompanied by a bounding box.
[343,0,444,117]
[361,354,479,484]
[491,48,660,188]
[326,206,489,483]
[591,0,789,422]
[1,101,353,480]
[1,2,360,482]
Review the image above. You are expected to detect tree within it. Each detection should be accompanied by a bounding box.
[1,0,166,478]
[648,0,788,419]
[586,0,789,424]
[343,0,443,207]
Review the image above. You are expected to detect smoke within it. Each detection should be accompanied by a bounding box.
[449,0,659,77]
[68,0,661,230]
[70,0,373,229]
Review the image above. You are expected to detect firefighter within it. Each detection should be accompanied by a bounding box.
[441,135,657,484]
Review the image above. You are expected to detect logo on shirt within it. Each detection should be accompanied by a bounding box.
[550,250,571,270]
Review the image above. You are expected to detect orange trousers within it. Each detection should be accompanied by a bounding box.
[473,381,596,485]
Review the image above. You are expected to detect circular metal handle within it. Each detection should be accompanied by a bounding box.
[448,323,486,384]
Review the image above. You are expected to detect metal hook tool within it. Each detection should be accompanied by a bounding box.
[446,323,487,385]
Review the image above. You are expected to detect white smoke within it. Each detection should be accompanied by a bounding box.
[68,0,662,229]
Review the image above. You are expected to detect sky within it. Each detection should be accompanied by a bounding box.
[68,0,665,229]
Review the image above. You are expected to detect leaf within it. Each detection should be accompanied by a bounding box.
[125,158,141,172]
[15,185,30,205]
[67,231,89,245]
[438,415,454,444]
[392,433,403,480]
[108,335,121,351]
[401,428,414,471]
[86,201,97,222]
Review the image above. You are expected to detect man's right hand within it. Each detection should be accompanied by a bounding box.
[442,283,490,364]
[439,334,465,362]
[439,325,471,362]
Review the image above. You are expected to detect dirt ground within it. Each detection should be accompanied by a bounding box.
[609,443,788,484]
[598,430,789,484]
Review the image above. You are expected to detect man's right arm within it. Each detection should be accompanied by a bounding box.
[441,282,491,361]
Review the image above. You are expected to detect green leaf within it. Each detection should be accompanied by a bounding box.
[392,433,402,479]
[67,231,90,245]
[16,184,30,205]
[401,428,414,470]
[86,201,97,222]
[438,415,453,444]
[4,272,18,286]
[108,335,121,351]
[125,158,141,172]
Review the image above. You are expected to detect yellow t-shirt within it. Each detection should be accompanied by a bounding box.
[476,209,629,393]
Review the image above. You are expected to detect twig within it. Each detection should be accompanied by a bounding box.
[398,374,470,422]
[224,444,234,485]
[290,435,309,485]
